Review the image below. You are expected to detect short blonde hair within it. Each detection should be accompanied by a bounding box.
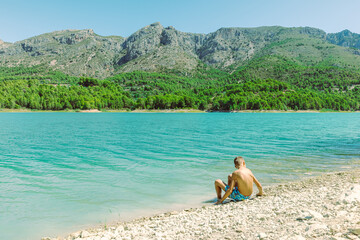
[234,156,245,166]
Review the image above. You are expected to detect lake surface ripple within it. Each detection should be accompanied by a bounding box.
[0,113,359,239]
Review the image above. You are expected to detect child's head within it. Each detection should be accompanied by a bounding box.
[234,156,246,168]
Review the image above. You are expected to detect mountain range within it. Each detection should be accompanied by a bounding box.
[1,22,360,79]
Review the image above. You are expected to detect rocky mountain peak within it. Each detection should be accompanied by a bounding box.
[297,27,326,39]
[52,29,95,45]
[160,26,179,46]
[1,24,360,78]
[212,27,241,39]
[136,22,164,35]
[326,29,360,49]
[0,39,13,50]
[119,22,165,64]
[340,29,352,36]
[150,22,162,27]
[165,26,176,30]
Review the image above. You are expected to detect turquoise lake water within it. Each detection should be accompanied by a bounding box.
[0,113,359,240]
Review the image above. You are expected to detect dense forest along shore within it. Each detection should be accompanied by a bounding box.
[1,108,360,113]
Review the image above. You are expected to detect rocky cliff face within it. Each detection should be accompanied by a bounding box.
[199,27,276,67]
[0,29,125,78]
[0,39,13,52]
[115,22,206,73]
[0,23,358,78]
[327,30,360,49]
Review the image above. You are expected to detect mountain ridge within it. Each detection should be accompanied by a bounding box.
[1,23,360,78]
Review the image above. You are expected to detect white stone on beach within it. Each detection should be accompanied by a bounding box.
[292,235,306,240]
[256,213,267,220]
[337,210,348,217]
[341,184,360,202]
[258,232,267,239]
[308,223,328,232]
[80,231,90,238]
[307,210,323,220]
[70,231,81,239]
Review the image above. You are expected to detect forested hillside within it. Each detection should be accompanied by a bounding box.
[1,55,359,111]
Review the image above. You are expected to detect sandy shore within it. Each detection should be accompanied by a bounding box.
[43,169,360,240]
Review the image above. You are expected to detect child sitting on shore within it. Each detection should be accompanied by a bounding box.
[214,156,263,204]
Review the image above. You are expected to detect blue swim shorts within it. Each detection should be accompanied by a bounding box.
[225,185,251,201]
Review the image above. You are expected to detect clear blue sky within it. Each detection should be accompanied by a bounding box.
[1,0,359,42]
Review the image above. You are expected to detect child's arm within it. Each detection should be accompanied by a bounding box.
[253,175,263,196]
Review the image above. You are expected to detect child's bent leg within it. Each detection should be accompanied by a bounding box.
[214,179,226,199]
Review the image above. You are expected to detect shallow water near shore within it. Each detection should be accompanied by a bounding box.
[0,113,359,240]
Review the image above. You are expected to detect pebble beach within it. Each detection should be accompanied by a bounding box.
[43,169,360,240]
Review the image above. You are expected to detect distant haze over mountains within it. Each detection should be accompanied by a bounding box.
[0,22,360,78]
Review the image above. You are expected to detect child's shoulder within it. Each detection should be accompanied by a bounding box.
[234,168,252,175]
[239,167,254,175]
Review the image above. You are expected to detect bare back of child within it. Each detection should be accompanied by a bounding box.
[214,156,263,204]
